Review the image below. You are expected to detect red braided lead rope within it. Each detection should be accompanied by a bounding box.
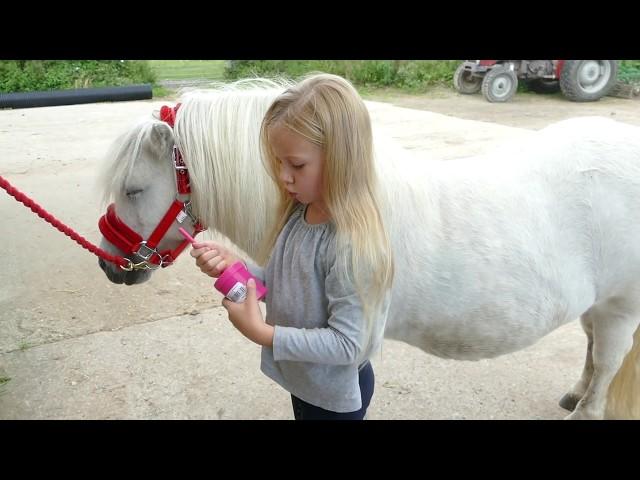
[0,175,130,269]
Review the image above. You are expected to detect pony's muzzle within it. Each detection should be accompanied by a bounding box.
[99,256,151,285]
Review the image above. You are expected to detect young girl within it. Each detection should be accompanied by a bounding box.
[190,73,394,420]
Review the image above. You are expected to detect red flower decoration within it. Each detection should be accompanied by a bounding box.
[159,103,182,128]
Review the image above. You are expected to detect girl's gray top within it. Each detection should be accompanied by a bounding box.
[247,203,390,412]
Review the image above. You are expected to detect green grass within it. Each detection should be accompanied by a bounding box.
[152,85,172,99]
[148,60,226,80]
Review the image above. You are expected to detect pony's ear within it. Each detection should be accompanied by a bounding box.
[148,122,174,159]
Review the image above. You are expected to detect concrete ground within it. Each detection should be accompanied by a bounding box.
[1,90,638,419]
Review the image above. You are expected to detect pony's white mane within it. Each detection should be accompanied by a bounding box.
[173,78,293,257]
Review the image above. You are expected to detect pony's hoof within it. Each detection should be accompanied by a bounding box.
[559,393,580,412]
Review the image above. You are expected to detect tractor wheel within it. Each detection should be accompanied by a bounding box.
[481,65,518,102]
[525,79,560,94]
[560,60,618,102]
[453,64,481,94]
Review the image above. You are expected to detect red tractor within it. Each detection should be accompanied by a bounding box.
[453,60,618,103]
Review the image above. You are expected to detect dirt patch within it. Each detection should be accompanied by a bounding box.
[364,86,640,130]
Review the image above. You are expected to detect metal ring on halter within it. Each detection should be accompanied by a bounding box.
[119,259,135,271]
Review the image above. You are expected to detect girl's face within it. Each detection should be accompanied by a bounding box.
[269,125,325,210]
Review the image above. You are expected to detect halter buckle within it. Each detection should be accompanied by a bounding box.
[136,241,158,261]
[173,146,187,170]
[183,201,199,225]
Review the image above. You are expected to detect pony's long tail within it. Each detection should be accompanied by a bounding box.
[605,324,640,419]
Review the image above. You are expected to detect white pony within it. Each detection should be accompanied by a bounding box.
[98,79,640,419]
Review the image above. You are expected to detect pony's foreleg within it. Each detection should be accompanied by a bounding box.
[566,297,640,420]
[559,315,594,412]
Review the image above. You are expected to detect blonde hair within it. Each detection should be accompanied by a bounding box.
[258,73,394,361]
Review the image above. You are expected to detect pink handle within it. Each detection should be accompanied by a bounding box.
[178,227,196,244]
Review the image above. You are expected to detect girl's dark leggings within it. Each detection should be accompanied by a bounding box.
[290,361,374,420]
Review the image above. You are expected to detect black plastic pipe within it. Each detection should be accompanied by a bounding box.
[0,84,153,109]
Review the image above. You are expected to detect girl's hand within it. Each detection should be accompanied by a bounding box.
[222,279,274,347]
[189,240,243,278]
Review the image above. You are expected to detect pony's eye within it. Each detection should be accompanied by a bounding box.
[126,189,144,199]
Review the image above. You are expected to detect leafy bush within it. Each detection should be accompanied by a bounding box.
[225,60,459,91]
[619,60,640,84]
[0,60,156,93]
[395,60,459,89]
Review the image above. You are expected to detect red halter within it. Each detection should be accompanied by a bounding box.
[98,104,205,270]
